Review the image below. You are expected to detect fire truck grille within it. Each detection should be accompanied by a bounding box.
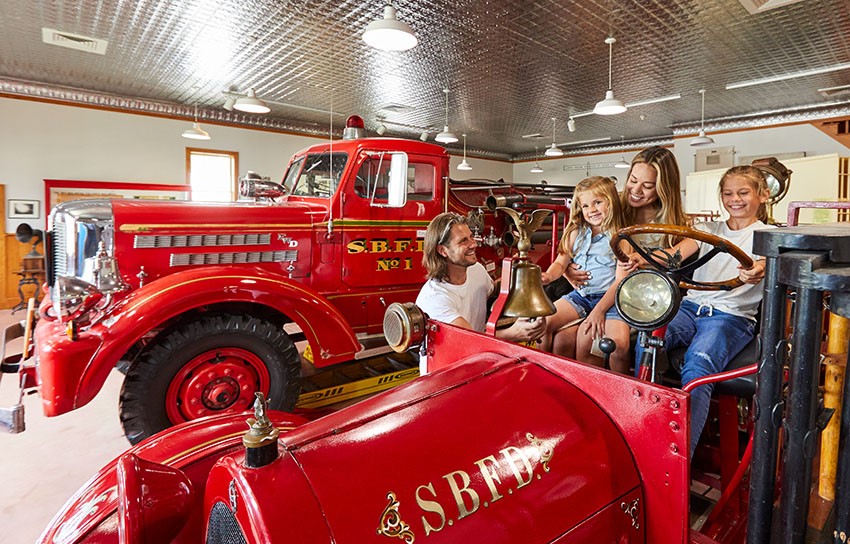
[170,250,298,267]
[206,502,247,544]
[52,222,68,279]
[134,233,271,248]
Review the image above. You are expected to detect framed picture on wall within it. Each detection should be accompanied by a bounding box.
[8,199,40,219]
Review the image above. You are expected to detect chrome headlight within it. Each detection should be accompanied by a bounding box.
[54,276,103,323]
[383,302,426,353]
[615,270,680,331]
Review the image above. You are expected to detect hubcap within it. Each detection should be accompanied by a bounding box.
[165,348,271,423]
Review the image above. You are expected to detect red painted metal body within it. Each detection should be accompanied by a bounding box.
[40,322,694,543]
[27,136,563,427]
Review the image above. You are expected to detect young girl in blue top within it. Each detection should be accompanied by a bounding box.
[541,176,632,372]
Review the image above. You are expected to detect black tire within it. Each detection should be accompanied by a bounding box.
[119,314,301,444]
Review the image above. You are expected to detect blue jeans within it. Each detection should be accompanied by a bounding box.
[635,300,756,457]
[563,291,623,321]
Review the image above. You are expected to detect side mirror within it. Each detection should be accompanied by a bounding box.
[386,152,408,208]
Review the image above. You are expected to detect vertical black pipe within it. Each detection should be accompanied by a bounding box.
[834,347,850,543]
[748,256,786,544]
[779,287,824,542]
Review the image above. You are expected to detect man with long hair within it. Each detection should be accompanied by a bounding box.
[415,212,546,343]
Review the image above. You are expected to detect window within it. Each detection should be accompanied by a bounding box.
[354,157,434,202]
[186,148,239,201]
[287,152,348,198]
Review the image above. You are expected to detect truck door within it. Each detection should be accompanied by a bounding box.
[341,152,441,322]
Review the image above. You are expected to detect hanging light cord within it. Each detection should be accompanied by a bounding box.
[700,89,706,130]
[606,37,615,91]
[551,117,557,146]
[444,88,450,127]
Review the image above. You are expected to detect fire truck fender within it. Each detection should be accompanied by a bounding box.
[37,410,308,544]
[74,266,361,411]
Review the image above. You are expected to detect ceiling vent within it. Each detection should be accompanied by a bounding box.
[42,28,108,55]
[379,103,413,114]
[737,0,807,15]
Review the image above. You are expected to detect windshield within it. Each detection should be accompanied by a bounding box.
[285,152,348,198]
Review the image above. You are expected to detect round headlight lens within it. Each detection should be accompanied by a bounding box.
[383,302,426,353]
[615,270,680,331]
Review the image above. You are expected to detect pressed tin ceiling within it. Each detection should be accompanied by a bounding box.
[1,0,849,161]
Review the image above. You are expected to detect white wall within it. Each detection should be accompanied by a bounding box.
[0,97,513,232]
[512,123,850,192]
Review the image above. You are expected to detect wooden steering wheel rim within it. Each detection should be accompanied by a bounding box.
[612,224,754,291]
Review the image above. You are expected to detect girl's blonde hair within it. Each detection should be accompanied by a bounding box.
[620,146,688,245]
[719,165,770,222]
[558,176,624,257]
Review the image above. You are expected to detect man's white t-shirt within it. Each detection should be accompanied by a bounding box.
[685,220,773,320]
[415,262,494,332]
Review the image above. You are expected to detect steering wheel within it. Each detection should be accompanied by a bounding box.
[611,224,754,291]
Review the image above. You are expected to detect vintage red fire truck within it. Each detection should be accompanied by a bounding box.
[1,117,570,443]
[32,221,850,543]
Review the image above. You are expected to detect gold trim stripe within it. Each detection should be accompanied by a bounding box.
[162,426,297,465]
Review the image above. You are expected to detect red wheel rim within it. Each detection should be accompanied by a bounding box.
[165,348,271,424]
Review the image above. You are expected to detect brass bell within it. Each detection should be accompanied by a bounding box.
[501,260,556,318]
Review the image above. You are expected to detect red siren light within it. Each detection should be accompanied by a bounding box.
[346,115,365,129]
[343,115,367,140]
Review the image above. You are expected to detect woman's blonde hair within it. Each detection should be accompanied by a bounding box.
[619,146,688,245]
[719,165,770,222]
[422,212,469,281]
[558,176,624,257]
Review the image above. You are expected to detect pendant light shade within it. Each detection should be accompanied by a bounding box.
[594,37,627,116]
[567,117,576,132]
[362,5,418,51]
[457,134,472,170]
[182,105,211,140]
[530,146,544,173]
[614,135,629,168]
[690,89,715,146]
[435,88,458,144]
[544,118,564,157]
[233,89,270,114]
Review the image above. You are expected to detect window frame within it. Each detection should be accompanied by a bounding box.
[185,147,240,201]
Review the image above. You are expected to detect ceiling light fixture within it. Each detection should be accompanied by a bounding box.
[567,117,576,132]
[690,89,715,146]
[530,146,544,173]
[435,88,458,144]
[614,135,630,168]
[233,88,270,114]
[420,131,429,141]
[362,5,418,52]
[594,37,627,116]
[222,95,236,111]
[181,104,211,140]
[726,61,850,90]
[544,118,564,157]
[376,122,387,135]
[457,133,472,171]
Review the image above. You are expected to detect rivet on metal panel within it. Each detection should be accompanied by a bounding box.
[669,421,680,432]
[651,394,661,403]
[670,399,680,409]
[633,389,642,398]
[670,443,679,453]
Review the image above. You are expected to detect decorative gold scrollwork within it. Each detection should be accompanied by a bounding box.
[377,491,415,543]
[526,432,554,472]
[621,498,640,529]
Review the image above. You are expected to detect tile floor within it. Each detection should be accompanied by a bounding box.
[0,309,129,544]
